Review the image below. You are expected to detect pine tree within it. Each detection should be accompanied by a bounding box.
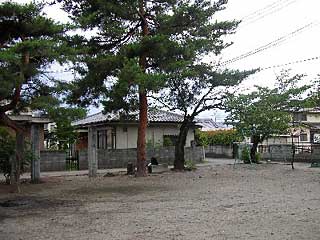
[58,0,244,175]
[0,1,70,185]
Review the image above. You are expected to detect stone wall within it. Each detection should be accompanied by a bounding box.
[79,146,204,170]
[40,150,66,171]
[204,145,233,158]
[39,146,204,171]
[259,144,320,163]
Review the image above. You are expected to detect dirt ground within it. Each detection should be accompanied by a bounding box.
[0,160,320,240]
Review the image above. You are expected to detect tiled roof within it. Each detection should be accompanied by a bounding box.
[72,109,185,127]
[293,107,320,113]
[196,118,231,131]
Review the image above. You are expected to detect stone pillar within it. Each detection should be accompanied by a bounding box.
[88,126,98,177]
[31,124,41,183]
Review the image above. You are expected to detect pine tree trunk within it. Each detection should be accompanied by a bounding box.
[135,0,149,177]
[174,121,189,170]
[136,90,148,176]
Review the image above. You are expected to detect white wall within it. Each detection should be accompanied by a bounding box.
[306,113,320,123]
[116,126,137,149]
[115,124,195,149]
[262,127,311,145]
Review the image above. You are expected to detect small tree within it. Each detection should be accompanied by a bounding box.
[224,72,310,162]
[47,107,86,150]
[156,68,253,169]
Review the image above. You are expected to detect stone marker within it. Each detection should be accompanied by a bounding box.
[31,124,40,183]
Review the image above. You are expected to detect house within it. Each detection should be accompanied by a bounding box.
[72,109,197,150]
[196,118,232,131]
[261,108,320,146]
[292,108,320,144]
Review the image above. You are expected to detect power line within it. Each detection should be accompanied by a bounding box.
[241,0,298,27]
[259,55,320,71]
[220,22,317,66]
[241,0,291,21]
[241,1,298,28]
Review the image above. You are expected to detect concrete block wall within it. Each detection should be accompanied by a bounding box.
[39,146,205,171]
[79,146,204,170]
[185,146,205,163]
[146,146,176,164]
[205,145,233,158]
[260,144,320,163]
[311,145,320,162]
[79,150,88,170]
[40,150,66,171]
[261,145,293,162]
[98,148,137,169]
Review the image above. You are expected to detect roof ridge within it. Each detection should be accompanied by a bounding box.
[72,111,103,124]
[151,108,184,117]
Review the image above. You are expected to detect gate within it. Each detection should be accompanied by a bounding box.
[66,147,79,171]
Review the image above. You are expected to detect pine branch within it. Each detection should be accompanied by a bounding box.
[0,86,21,113]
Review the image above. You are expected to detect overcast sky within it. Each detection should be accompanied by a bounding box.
[2,0,320,121]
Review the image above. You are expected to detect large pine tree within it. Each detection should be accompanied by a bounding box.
[59,0,241,175]
[0,1,69,185]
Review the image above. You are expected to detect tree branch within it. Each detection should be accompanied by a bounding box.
[0,51,29,112]
[191,84,216,118]
[148,95,178,111]
[0,86,22,113]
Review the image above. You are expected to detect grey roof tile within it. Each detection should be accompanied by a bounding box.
[72,109,185,126]
[196,118,231,131]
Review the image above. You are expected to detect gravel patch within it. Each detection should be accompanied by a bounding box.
[0,162,319,240]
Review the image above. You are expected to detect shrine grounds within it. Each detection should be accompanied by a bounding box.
[0,159,320,240]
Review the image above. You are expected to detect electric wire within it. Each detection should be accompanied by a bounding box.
[259,55,320,71]
[220,22,317,66]
[240,0,298,27]
[241,0,291,21]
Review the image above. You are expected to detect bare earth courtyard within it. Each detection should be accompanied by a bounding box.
[0,160,320,240]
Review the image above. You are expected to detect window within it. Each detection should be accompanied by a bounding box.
[293,113,307,122]
[300,133,308,142]
[300,114,307,121]
[97,128,116,149]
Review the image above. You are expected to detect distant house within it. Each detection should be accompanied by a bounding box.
[196,118,231,131]
[291,108,320,144]
[72,109,197,150]
[262,108,320,145]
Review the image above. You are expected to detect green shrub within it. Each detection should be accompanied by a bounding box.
[0,128,32,184]
[0,128,15,183]
[196,129,243,146]
[146,139,162,148]
[146,139,153,148]
[241,146,251,164]
[163,136,174,147]
[254,152,261,164]
[185,159,197,171]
